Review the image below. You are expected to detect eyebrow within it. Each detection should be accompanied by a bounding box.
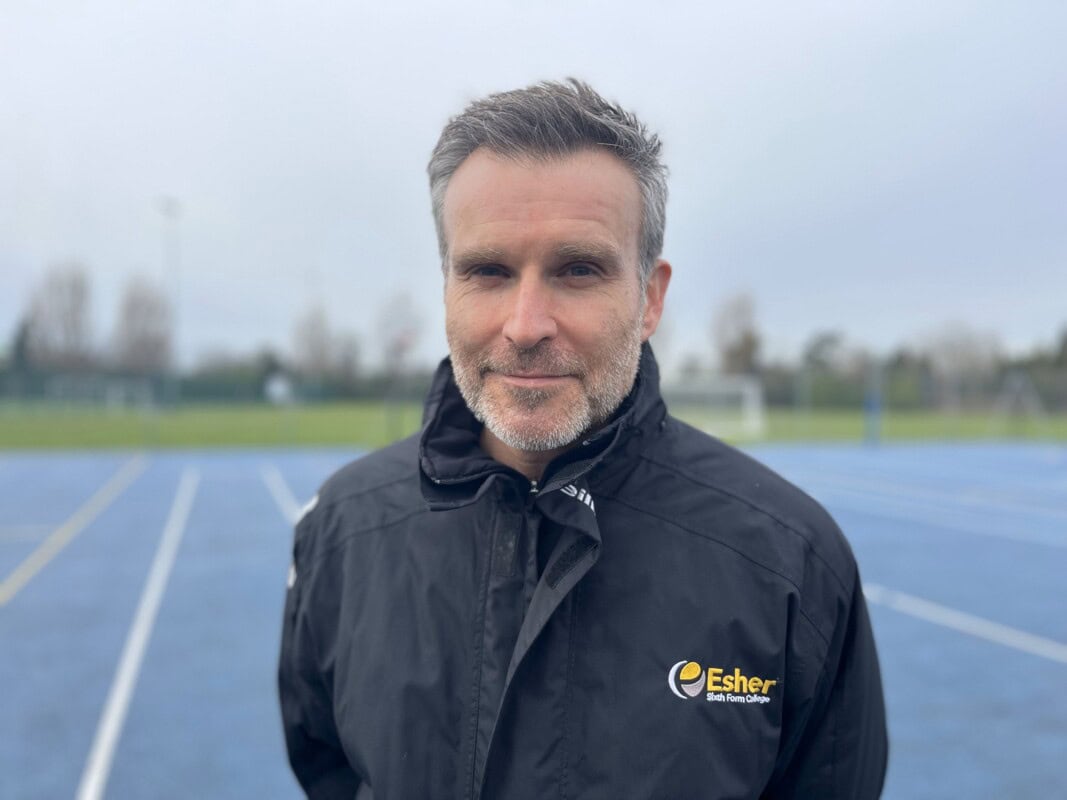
[449,247,507,274]
[550,242,622,268]
[450,242,623,273]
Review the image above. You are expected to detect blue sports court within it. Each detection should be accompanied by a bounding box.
[1,443,1064,798]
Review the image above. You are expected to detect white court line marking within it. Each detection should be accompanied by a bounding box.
[0,455,148,607]
[817,491,1067,549]
[76,468,200,800]
[795,470,1067,522]
[789,468,1067,548]
[260,464,301,525]
[864,583,1067,665]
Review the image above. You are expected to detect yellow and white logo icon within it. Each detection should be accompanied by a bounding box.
[668,660,706,699]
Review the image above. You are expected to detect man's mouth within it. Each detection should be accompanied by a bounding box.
[495,372,574,388]
[477,348,584,385]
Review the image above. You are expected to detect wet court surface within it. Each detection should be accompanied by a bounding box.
[1,443,1064,798]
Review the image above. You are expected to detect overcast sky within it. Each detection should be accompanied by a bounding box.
[2,1,1064,373]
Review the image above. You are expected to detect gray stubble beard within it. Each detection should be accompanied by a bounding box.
[448,315,644,453]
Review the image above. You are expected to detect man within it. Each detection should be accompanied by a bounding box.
[279,79,888,799]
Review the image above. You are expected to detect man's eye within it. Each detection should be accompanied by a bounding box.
[472,265,507,278]
[564,263,597,278]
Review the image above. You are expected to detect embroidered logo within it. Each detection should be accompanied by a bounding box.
[668,660,779,704]
[560,483,595,513]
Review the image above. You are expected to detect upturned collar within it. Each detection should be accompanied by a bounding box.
[418,342,666,509]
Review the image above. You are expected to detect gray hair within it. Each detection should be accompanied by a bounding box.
[427,78,668,284]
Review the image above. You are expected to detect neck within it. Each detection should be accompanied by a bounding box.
[480,428,573,482]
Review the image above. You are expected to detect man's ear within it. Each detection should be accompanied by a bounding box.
[641,259,672,341]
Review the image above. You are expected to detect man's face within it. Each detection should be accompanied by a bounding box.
[442,148,669,456]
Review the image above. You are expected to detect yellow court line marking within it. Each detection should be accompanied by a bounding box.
[0,455,148,607]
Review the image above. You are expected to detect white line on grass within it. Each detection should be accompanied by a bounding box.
[0,455,148,607]
[260,464,301,525]
[864,583,1067,665]
[76,468,200,800]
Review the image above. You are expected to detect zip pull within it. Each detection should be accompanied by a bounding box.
[529,480,539,496]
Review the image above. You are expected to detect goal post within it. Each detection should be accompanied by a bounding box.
[662,374,767,441]
[988,370,1051,438]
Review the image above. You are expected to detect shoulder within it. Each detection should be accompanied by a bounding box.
[317,433,419,506]
[613,417,859,641]
[294,433,423,567]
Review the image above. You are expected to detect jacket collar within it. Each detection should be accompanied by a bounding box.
[419,342,666,509]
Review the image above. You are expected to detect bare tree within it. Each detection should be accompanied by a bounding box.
[712,293,761,374]
[801,330,871,375]
[25,261,94,369]
[1055,326,1067,368]
[292,304,364,389]
[9,318,31,374]
[377,292,422,373]
[332,332,361,388]
[292,304,334,378]
[112,275,173,373]
[920,322,1002,409]
[802,331,846,371]
[922,322,1001,380]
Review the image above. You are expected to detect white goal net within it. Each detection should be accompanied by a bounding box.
[662,375,767,440]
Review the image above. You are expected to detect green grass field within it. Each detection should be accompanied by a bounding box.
[679,407,1067,442]
[0,402,424,449]
[1,402,1063,449]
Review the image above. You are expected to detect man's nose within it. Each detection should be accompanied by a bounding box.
[502,274,557,348]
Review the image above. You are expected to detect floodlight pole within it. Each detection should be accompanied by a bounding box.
[158,196,181,407]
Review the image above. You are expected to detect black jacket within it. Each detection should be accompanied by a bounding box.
[279,345,887,799]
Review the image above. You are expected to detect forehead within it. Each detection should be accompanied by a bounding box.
[442,148,642,261]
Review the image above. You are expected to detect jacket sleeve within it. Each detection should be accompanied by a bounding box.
[763,569,888,799]
[278,519,361,800]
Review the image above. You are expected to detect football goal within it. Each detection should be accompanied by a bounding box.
[662,374,767,440]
